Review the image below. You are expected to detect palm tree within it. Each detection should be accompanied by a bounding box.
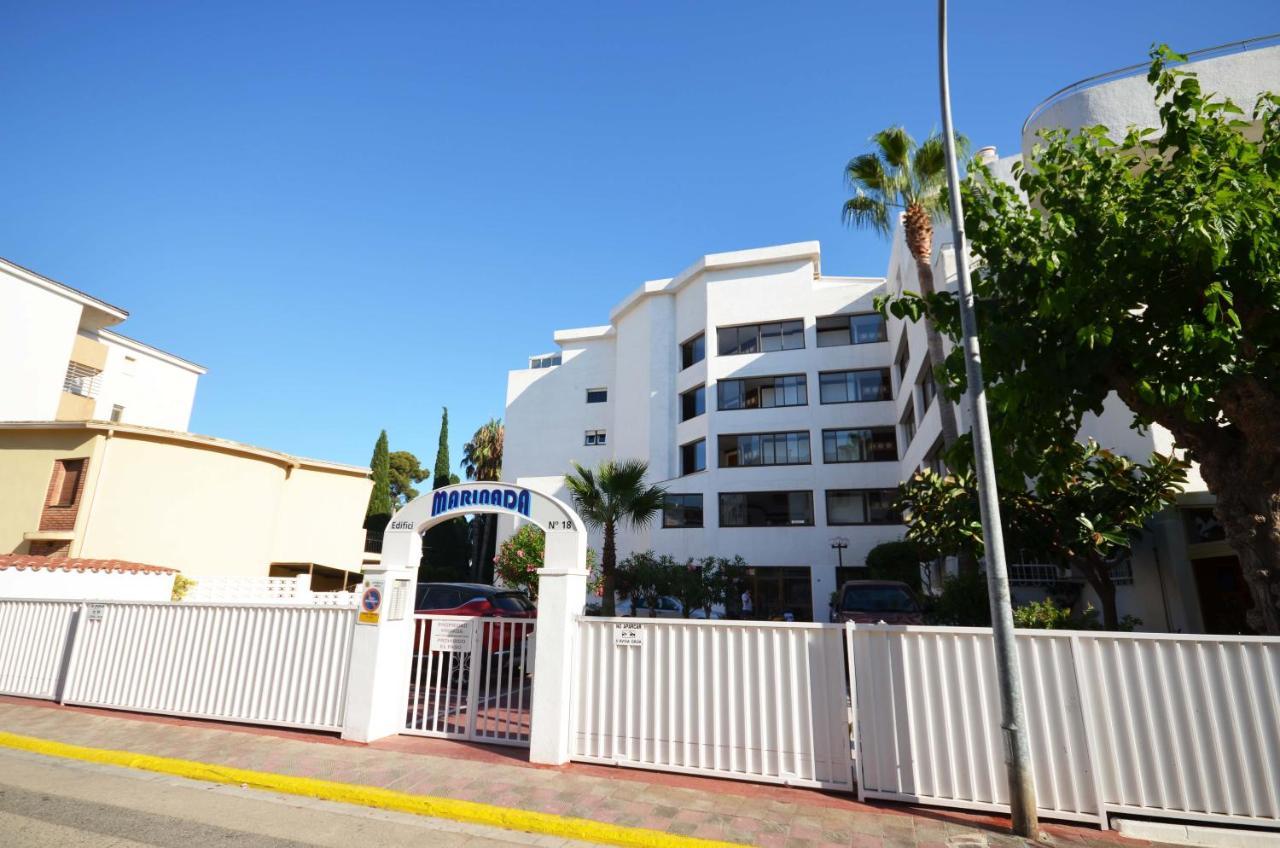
[843,126,968,451]
[461,419,504,581]
[564,459,665,616]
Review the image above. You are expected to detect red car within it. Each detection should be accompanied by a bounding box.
[831,580,924,625]
[412,582,536,658]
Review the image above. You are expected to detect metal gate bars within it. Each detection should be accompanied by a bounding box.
[404,614,535,747]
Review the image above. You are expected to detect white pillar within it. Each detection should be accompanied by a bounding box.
[528,562,587,764]
[340,562,417,743]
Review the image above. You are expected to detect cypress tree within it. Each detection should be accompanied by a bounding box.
[432,407,450,490]
[365,430,392,531]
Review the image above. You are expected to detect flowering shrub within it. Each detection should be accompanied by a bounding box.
[494,524,599,601]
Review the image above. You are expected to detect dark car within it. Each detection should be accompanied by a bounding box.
[413,583,535,657]
[831,580,923,625]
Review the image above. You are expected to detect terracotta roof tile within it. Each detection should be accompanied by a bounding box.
[0,554,176,575]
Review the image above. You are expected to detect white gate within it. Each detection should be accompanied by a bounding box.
[404,614,535,747]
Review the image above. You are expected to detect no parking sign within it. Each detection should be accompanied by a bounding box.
[358,583,383,625]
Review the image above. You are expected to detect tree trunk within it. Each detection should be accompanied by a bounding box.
[1198,465,1280,635]
[1087,565,1120,630]
[601,521,617,617]
[482,514,499,583]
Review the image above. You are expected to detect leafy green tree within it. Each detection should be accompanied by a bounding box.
[882,48,1280,632]
[461,419,505,581]
[432,407,451,490]
[844,127,968,453]
[388,450,427,506]
[864,541,926,593]
[364,430,392,532]
[422,407,469,580]
[493,523,598,602]
[897,442,1188,629]
[565,460,666,616]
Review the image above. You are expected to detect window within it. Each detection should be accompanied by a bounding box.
[819,369,892,404]
[680,439,706,475]
[530,353,561,369]
[717,432,810,467]
[839,584,918,614]
[901,400,917,446]
[924,437,946,475]
[816,313,887,347]
[895,339,910,384]
[716,320,804,356]
[680,385,705,421]
[680,334,705,369]
[110,405,124,423]
[719,491,814,527]
[584,429,607,446]
[919,358,937,411]
[822,428,898,463]
[663,494,704,528]
[827,489,900,525]
[50,459,86,507]
[717,374,807,410]
[586,388,608,403]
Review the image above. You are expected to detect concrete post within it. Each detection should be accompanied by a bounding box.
[528,561,587,765]
[340,562,417,743]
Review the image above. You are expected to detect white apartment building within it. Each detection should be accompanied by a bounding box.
[0,256,204,429]
[504,38,1279,630]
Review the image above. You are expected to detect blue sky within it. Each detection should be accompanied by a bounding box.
[2,1,1272,471]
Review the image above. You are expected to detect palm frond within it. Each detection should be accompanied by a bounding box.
[873,126,914,169]
[844,153,890,195]
[842,193,891,236]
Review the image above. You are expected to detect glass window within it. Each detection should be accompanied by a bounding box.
[492,592,534,612]
[719,491,814,527]
[680,385,705,421]
[901,400,917,446]
[663,494,704,528]
[816,315,853,347]
[717,320,804,356]
[826,489,900,525]
[822,428,898,463]
[919,358,938,410]
[680,439,706,475]
[717,374,807,410]
[584,429,607,446]
[818,369,891,404]
[680,334,705,369]
[717,432,810,467]
[895,339,910,383]
[586,388,608,403]
[851,313,888,344]
[530,353,562,369]
[839,584,918,613]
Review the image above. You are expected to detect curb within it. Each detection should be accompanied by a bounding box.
[0,730,744,848]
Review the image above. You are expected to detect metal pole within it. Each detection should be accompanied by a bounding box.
[936,0,1040,838]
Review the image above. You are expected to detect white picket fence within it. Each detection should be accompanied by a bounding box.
[0,599,356,731]
[181,575,362,607]
[847,625,1280,829]
[571,618,852,789]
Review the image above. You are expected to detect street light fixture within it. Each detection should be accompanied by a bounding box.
[829,537,849,568]
[937,0,1040,838]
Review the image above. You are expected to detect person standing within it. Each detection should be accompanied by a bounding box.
[740,589,753,620]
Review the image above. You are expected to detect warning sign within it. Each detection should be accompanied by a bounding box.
[613,621,645,647]
[358,584,383,625]
[429,618,474,653]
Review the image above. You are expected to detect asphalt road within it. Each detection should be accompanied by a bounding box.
[0,747,582,848]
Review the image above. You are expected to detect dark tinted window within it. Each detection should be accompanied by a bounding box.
[680,439,706,475]
[717,374,807,410]
[419,586,465,610]
[840,585,917,613]
[719,491,814,527]
[823,428,898,463]
[680,385,705,421]
[680,334,705,369]
[718,432,810,467]
[826,489,900,525]
[663,494,704,528]
[819,369,892,403]
[816,313,887,346]
[716,320,803,356]
[586,388,608,403]
[492,592,534,612]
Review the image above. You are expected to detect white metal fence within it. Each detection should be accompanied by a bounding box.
[0,600,80,700]
[0,599,356,731]
[847,625,1280,829]
[405,614,535,747]
[572,618,852,789]
[182,575,362,607]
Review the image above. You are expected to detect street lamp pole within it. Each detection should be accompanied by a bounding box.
[830,537,849,569]
[936,0,1040,838]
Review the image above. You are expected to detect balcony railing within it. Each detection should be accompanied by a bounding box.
[1022,33,1280,135]
[62,362,103,399]
[363,531,383,554]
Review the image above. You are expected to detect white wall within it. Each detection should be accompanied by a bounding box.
[0,567,174,602]
[92,332,202,431]
[0,265,83,421]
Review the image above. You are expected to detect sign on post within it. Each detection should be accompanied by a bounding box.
[429,618,474,653]
[613,621,645,647]
[358,583,383,625]
[86,603,105,623]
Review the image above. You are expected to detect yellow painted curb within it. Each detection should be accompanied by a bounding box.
[0,731,743,848]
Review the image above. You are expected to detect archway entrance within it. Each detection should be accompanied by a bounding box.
[381,482,587,747]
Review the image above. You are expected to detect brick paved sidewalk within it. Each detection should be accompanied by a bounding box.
[0,697,1167,848]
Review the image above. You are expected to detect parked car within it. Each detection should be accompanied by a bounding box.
[830,580,923,625]
[412,583,535,658]
[585,595,724,619]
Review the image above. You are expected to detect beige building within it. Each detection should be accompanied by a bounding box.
[0,422,371,588]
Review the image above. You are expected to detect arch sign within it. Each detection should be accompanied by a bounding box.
[381,482,588,577]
